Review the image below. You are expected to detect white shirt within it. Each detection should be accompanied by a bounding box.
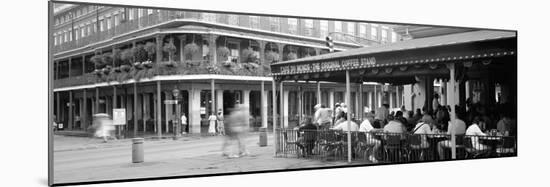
[413,122,432,134]
[332,121,359,131]
[181,115,187,125]
[466,123,487,149]
[359,120,374,132]
[447,119,466,135]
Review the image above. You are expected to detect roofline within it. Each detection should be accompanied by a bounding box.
[53,19,362,59]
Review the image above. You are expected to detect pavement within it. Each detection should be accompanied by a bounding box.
[53,132,358,184]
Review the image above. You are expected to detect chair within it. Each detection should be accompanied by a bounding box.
[496,136,516,156]
[355,132,373,160]
[283,130,300,157]
[317,130,344,159]
[408,134,430,161]
[464,136,491,159]
[383,134,406,162]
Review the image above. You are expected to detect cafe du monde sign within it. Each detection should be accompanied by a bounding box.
[277,56,376,74]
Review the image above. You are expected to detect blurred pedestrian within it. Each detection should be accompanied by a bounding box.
[93,113,116,143]
[181,113,187,134]
[314,104,332,130]
[208,113,217,135]
[222,104,249,158]
[217,111,225,136]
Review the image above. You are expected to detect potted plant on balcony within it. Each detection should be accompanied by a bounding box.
[183,35,200,66]
[144,42,156,69]
[91,54,104,76]
[265,51,280,63]
[162,41,177,67]
[120,49,133,72]
[101,52,113,75]
[286,52,298,61]
[217,46,230,63]
[112,49,122,73]
[132,45,147,70]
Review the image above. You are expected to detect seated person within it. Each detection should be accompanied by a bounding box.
[296,117,318,156]
[411,115,434,149]
[466,116,490,151]
[331,115,359,132]
[383,117,406,134]
[437,110,467,160]
[359,119,380,163]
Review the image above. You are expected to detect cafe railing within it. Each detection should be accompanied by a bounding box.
[274,128,517,164]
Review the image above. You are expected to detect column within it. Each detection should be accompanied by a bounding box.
[261,81,268,128]
[68,58,72,78]
[283,90,289,128]
[396,86,400,108]
[329,90,335,109]
[142,93,148,133]
[447,63,457,159]
[272,80,278,132]
[189,89,201,134]
[82,56,86,74]
[278,44,284,62]
[68,91,73,130]
[209,34,218,63]
[156,34,165,63]
[243,89,251,128]
[441,82,447,106]
[216,89,224,115]
[358,84,363,120]
[317,82,321,105]
[389,88,394,109]
[165,91,172,134]
[113,86,117,109]
[345,70,352,163]
[95,87,99,114]
[368,91,373,112]
[374,85,378,108]
[82,89,87,130]
[297,86,302,123]
[211,79,216,115]
[259,41,266,65]
[156,81,162,138]
[133,83,138,137]
[279,81,285,128]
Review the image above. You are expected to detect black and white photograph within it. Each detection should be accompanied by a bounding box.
[45,0,522,186]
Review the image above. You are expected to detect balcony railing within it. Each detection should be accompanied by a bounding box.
[54,60,271,89]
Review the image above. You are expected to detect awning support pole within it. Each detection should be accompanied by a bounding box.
[346,70,352,163]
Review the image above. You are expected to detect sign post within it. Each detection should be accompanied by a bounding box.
[113,108,126,138]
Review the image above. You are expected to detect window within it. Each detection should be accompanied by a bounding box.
[99,19,104,31]
[147,9,153,15]
[107,17,111,30]
[139,9,144,18]
[304,19,314,36]
[129,8,134,20]
[92,21,97,32]
[76,9,81,17]
[227,42,240,63]
[202,13,216,22]
[334,21,342,40]
[320,20,328,38]
[114,14,119,26]
[87,24,91,36]
[370,24,378,40]
[228,14,238,25]
[81,26,85,37]
[359,23,367,38]
[54,34,57,45]
[347,22,355,36]
[249,16,260,29]
[269,17,279,31]
[55,19,59,25]
[69,30,72,41]
[381,29,388,42]
[287,18,298,34]
[64,31,68,42]
[75,29,79,40]
[391,31,398,42]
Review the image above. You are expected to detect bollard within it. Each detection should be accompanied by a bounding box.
[259,127,267,147]
[132,138,144,163]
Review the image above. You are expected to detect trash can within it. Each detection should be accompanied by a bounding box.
[259,127,267,147]
[132,138,144,163]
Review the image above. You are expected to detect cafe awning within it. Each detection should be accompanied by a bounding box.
[270,30,516,84]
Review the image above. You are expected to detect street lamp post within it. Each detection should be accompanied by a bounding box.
[172,88,181,140]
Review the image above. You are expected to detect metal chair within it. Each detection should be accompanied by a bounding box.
[464,136,491,159]
[496,136,516,156]
[283,130,300,157]
[408,134,430,161]
[383,134,406,162]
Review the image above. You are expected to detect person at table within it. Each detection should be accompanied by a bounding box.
[496,110,513,136]
[437,110,467,160]
[394,111,410,132]
[331,114,359,132]
[383,114,407,133]
[466,116,490,151]
[333,111,347,127]
[359,118,381,163]
[435,106,450,132]
[375,104,390,125]
[314,104,333,130]
[412,115,435,149]
[296,117,318,156]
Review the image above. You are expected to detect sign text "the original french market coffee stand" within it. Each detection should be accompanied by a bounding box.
[278,57,376,74]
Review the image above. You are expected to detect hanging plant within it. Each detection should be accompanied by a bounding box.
[91,55,104,69]
[217,46,230,62]
[265,51,280,63]
[287,52,298,61]
[241,47,259,63]
[183,42,199,59]
[102,65,112,75]
[102,52,113,67]
[112,49,121,66]
[144,42,157,61]
[132,44,148,63]
[163,41,177,67]
[120,49,133,65]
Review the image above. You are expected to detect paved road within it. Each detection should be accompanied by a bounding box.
[53,133,350,184]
